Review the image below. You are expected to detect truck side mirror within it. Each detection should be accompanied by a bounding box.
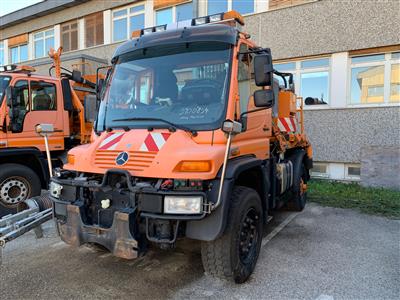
[71,70,83,83]
[254,90,274,108]
[84,94,97,123]
[254,52,273,86]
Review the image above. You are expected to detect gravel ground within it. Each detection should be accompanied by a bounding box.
[1,203,399,300]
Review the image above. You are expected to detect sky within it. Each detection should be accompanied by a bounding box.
[0,0,43,17]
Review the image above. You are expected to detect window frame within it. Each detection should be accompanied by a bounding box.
[310,162,329,178]
[33,28,55,59]
[84,12,104,48]
[155,1,193,25]
[274,56,331,108]
[206,0,256,16]
[0,41,4,65]
[347,52,400,107]
[61,20,79,52]
[9,44,29,64]
[112,3,145,42]
[30,80,57,111]
[345,164,361,180]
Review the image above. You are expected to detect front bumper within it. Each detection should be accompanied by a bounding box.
[51,169,210,258]
[58,204,138,259]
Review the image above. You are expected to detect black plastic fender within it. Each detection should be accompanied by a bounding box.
[0,147,50,188]
[185,155,267,241]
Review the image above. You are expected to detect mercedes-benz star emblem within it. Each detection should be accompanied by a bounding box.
[115,151,129,166]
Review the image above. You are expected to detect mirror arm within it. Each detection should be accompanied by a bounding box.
[239,107,268,121]
[239,107,269,131]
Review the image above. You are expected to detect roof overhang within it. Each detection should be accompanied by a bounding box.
[0,0,90,30]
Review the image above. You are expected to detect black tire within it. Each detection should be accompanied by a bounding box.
[201,186,263,283]
[288,163,307,211]
[0,163,41,215]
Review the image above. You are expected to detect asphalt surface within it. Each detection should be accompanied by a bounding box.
[1,203,399,300]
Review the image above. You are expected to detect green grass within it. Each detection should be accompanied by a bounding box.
[307,180,400,219]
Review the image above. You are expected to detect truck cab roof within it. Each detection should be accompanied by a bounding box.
[112,24,238,61]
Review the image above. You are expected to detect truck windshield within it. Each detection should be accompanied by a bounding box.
[96,42,232,132]
[0,76,11,106]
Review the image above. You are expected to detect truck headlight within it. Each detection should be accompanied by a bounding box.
[49,181,63,198]
[164,196,203,214]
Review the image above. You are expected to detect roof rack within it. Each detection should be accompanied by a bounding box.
[131,10,245,38]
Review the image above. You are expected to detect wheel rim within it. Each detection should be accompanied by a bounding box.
[0,176,31,207]
[238,208,261,264]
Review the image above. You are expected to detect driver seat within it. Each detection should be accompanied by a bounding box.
[33,93,52,110]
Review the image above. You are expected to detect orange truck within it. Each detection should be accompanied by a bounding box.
[49,11,313,283]
[0,48,97,216]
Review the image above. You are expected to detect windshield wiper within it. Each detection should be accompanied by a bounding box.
[111,117,198,136]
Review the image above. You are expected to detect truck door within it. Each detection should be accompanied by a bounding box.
[6,79,64,151]
[233,43,272,159]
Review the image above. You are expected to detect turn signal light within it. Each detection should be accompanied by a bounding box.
[174,161,211,172]
[67,154,75,165]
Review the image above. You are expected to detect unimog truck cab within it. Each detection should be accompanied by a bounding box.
[0,48,97,216]
[49,11,313,283]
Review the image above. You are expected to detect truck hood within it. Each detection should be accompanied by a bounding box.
[64,129,226,180]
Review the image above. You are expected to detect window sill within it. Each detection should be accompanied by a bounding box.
[303,105,331,110]
[302,103,400,110]
[346,103,400,109]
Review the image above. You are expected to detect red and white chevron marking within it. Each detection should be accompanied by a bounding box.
[277,117,298,133]
[140,133,171,152]
[98,132,125,150]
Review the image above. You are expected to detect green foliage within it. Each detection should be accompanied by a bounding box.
[307,180,400,219]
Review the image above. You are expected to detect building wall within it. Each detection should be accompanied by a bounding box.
[361,146,400,190]
[304,107,400,163]
[0,0,137,40]
[1,0,399,187]
[244,0,400,59]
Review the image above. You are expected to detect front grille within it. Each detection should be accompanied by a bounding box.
[94,150,157,171]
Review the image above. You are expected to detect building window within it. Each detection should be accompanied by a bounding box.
[345,164,361,180]
[34,29,54,58]
[207,0,255,15]
[156,2,193,26]
[311,163,329,178]
[390,52,400,103]
[112,4,145,42]
[300,58,329,104]
[0,42,4,65]
[350,52,399,105]
[274,62,296,88]
[61,21,79,52]
[85,12,104,48]
[232,0,254,15]
[10,44,28,63]
[275,57,330,105]
[156,7,173,25]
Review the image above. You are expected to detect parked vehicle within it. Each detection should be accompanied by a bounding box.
[49,11,313,283]
[0,48,98,216]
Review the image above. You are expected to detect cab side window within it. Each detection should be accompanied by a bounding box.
[238,44,252,114]
[10,80,29,132]
[31,81,57,111]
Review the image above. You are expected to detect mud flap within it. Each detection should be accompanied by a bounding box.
[58,205,138,259]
